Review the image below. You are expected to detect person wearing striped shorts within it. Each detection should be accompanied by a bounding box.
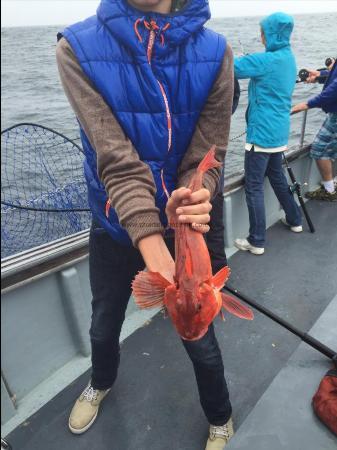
[292,59,337,201]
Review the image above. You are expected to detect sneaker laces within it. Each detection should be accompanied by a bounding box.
[82,385,98,402]
[210,424,231,440]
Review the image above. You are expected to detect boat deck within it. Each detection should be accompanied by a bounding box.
[227,294,337,450]
[5,200,337,450]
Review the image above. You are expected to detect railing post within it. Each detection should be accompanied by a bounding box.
[300,109,308,148]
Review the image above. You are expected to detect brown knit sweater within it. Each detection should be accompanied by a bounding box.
[56,37,233,247]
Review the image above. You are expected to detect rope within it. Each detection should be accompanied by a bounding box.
[1,201,91,213]
[229,130,246,142]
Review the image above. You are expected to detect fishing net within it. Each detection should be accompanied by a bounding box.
[1,123,91,259]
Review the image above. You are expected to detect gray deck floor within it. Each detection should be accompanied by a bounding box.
[227,295,337,450]
[5,200,337,450]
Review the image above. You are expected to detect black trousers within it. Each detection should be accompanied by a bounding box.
[89,189,231,425]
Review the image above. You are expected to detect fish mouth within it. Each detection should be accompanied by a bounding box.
[180,328,208,341]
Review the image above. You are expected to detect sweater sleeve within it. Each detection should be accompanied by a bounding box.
[317,70,330,84]
[56,37,164,248]
[177,45,234,197]
[308,78,337,109]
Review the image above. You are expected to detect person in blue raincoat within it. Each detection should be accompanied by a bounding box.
[234,12,303,255]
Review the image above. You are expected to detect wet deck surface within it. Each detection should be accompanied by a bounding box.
[6,200,337,450]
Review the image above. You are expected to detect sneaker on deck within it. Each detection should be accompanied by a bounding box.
[205,417,234,450]
[234,238,264,255]
[281,218,303,233]
[68,383,111,434]
[305,186,337,202]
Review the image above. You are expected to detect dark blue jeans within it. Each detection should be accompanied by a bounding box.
[245,148,302,247]
[89,195,231,425]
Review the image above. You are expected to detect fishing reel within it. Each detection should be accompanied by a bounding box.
[288,180,308,194]
[297,57,336,83]
[298,68,310,83]
[325,57,336,68]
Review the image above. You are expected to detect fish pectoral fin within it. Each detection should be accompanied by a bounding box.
[132,271,171,309]
[212,266,231,290]
[221,293,254,320]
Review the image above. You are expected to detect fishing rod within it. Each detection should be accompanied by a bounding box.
[282,152,315,233]
[224,285,337,362]
[238,39,248,56]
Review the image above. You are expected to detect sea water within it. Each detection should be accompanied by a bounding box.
[1,13,336,177]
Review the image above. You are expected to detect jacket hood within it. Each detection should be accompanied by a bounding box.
[97,0,211,56]
[260,12,294,52]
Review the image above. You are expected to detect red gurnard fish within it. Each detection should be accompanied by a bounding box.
[132,146,254,340]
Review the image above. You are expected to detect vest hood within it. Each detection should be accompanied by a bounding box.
[260,12,294,52]
[97,0,211,56]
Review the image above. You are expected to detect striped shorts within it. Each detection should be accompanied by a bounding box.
[310,113,337,160]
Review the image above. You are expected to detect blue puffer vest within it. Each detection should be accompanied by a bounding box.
[62,0,226,245]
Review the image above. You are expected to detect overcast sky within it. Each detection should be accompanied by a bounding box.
[2,0,337,27]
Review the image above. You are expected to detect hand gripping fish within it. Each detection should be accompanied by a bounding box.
[132,146,254,340]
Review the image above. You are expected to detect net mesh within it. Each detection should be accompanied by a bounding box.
[1,123,92,259]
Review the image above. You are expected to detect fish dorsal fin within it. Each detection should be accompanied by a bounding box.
[197,145,222,173]
[221,293,254,320]
[189,146,223,192]
[212,266,231,290]
[132,271,171,309]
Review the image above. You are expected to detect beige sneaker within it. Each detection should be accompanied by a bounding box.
[205,417,234,450]
[68,383,111,434]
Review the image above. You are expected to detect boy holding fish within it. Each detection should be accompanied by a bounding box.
[56,0,253,448]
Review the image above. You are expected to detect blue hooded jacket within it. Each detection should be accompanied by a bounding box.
[61,0,226,245]
[234,12,297,148]
[308,62,337,113]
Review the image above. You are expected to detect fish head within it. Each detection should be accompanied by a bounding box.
[165,280,221,341]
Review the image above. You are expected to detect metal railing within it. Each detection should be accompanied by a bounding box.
[299,110,309,149]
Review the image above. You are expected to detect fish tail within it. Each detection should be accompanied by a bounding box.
[197,145,222,174]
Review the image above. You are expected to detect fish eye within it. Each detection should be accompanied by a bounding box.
[196,303,202,311]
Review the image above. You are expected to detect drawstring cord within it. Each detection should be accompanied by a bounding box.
[160,23,171,46]
[133,18,172,204]
[134,18,170,46]
[133,18,144,42]
[106,19,172,219]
